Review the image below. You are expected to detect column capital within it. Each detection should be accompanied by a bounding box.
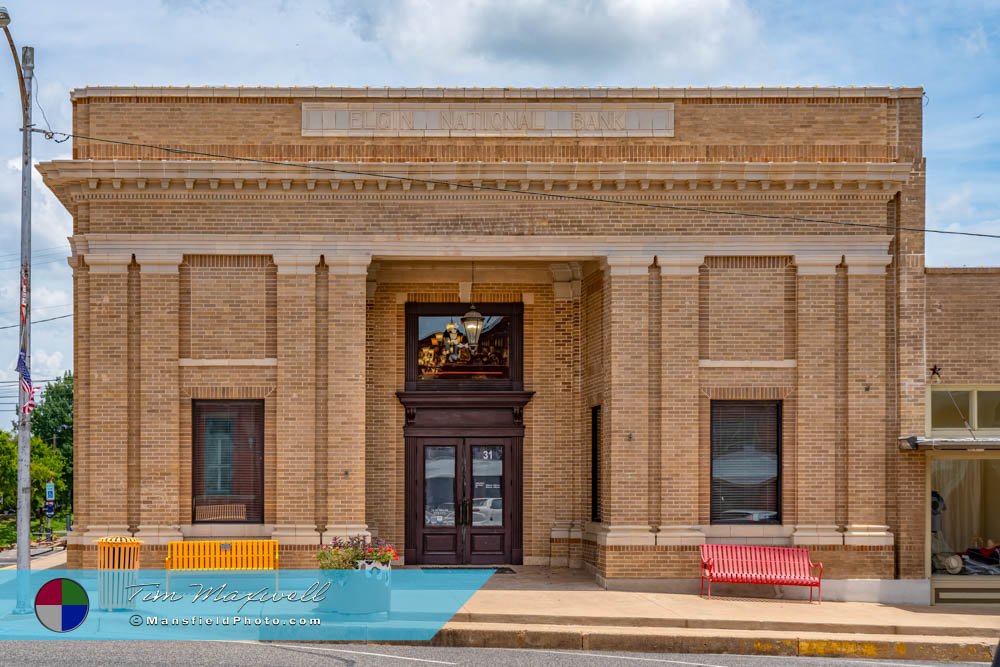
[85,253,132,274]
[794,253,842,276]
[601,254,652,276]
[135,252,184,274]
[326,253,372,275]
[550,262,582,300]
[658,255,704,276]
[844,254,892,275]
[272,253,321,275]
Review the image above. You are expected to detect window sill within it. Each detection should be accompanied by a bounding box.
[181,523,273,538]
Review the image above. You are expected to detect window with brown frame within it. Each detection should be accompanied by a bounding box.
[710,400,781,525]
[405,303,523,391]
[192,400,264,523]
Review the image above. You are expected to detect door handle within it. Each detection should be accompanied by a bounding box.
[461,499,470,526]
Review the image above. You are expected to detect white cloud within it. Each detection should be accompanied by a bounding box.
[960,24,989,55]
[928,184,976,224]
[0,0,997,389]
[927,217,1000,267]
[337,0,757,83]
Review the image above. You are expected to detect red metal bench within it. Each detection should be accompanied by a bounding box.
[700,544,823,602]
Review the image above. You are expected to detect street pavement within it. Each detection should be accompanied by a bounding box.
[0,641,993,666]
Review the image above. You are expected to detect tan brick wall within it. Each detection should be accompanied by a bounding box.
[138,270,180,528]
[85,198,896,237]
[700,257,794,362]
[73,94,900,164]
[180,255,276,360]
[327,271,367,530]
[275,269,317,527]
[59,88,943,587]
[659,271,699,526]
[846,272,888,529]
[87,271,129,529]
[796,273,837,524]
[927,269,1000,383]
[603,271,650,526]
[587,542,892,580]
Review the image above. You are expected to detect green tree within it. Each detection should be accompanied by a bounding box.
[30,372,73,489]
[29,435,66,521]
[0,430,15,513]
[0,430,65,519]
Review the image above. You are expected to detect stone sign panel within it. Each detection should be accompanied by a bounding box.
[302,102,674,138]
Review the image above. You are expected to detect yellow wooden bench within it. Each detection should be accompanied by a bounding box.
[165,539,279,591]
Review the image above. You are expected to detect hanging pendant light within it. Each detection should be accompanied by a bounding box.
[461,262,484,353]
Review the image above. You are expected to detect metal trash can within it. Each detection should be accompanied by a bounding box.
[97,536,142,611]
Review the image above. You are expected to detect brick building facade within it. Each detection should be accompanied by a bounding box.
[38,86,1000,603]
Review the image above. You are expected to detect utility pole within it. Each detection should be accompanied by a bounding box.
[0,5,34,614]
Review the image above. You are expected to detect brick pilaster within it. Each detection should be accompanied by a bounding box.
[844,255,893,546]
[322,255,371,541]
[272,254,321,545]
[792,257,842,545]
[594,256,654,547]
[657,257,704,546]
[81,254,132,537]
[895,157,928,578]
[68,257,89,538]
[134,254,183,544]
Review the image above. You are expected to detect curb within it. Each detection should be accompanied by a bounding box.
[453,612,1000,639]
[432,623,998,663]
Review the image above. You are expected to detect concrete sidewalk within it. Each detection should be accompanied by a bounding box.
[434,567,1000,662]
[0,547,67,571]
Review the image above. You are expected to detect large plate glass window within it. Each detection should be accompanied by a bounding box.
[710,400,781,525]
[405,303,523,391]
[192,400,264,523]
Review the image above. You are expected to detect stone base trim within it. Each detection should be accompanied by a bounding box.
[69,525,132,544]
[181,523,275,538]
[133,525,184,545]
[271,524,323,545]
[655,526,706,546]
[320,524,370,543]
[791,525,844,546]
[585,523,656,546]
[843,525,895,546]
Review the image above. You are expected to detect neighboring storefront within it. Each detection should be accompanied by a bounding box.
[37,85,998,603]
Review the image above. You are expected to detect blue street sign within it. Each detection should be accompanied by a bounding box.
[45,482,55,501]
[44,503,55,518]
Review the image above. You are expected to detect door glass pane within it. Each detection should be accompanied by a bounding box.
[424,446,456,527]
[472,445,503,526]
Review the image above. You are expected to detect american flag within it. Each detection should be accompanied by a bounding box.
[19,269,27,325]
[16,350,36,414]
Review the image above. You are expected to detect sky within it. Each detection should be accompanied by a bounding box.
[0,0,998,398]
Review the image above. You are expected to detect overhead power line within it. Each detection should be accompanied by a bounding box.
[0,313,71,331]
[36,129,1000,241]
[0,378,58,384]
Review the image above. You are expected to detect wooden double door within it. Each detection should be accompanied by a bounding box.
[398,390,531,566]
[412,436,517,565]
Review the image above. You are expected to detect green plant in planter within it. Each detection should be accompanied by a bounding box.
[315,536,397,616]
[316,535,399,569]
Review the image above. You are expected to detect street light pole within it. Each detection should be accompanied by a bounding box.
[0,5,34,614]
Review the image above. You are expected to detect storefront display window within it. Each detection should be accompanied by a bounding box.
[930,458,1000,576]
